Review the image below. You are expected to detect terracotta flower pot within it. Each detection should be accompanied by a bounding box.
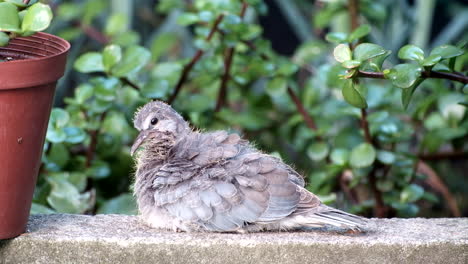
[0,33,70,239]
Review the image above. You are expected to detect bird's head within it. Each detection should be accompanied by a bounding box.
[131,101,190,156]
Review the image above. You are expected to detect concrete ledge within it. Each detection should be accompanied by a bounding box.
[1,214,467,264]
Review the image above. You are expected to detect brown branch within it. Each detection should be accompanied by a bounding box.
[417,161,461,217]
[85,112,108,168]
[348,0,360,31]
[214,2,248,112]
[357,70,468,85]
[121,77,140,90]
[287,87,321,138]
[368,165,388,218]
[419,150,468,160]
[168,14,224,104]
[360,108,373,144]
[75,21,110,45]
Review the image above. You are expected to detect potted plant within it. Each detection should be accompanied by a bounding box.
[0,1,70,239]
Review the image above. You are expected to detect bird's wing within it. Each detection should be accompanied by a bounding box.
[150,131,313,231]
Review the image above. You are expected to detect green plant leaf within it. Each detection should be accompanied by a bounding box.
[103,44,122,72]
[386,63,422,88]
[421,54,441,66]
[398,44,425,62]
[49,108,70,127]
[349,143,376,168]
[74,52,105,73]
[105,13,127,36]
[64,127,86,144]
[30,203,55,214]
[97,193,137,215]
[342,81,367,108]
[333,44,352,63]
[353,43,386,61]
[377,150,396,164]
[75,83,94,104]
[0,2,20,33]
[401,184,424,203]
[307,142,330,161]
[342,60,361,69]
[325,32,348,44]
[47,174,91,213]
[330,149,349,166]
[47,143,70,169]
[0,32,9,46]
[430,45,464,59]
[401,78,424,109]
[92,77,119,101]
[21,3,53,32]
[150,32,178,62]
[86,160,111,180]
[111,45,151,77]
[177,12,199,26]
[141,79,170,99]
[266,77,287,96]
[348,24,371,42]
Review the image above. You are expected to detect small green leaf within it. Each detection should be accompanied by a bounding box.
[349,143,376,168]
[398,44,425,62]
[75,83,94,104]
[386,63,422,88]
[401,78,424,109]
[105,13,127,36]
[92,77,119,101]
[111,45,151,77]
[97,193,137,215]
[377,150,396,164]
[307,142,330,161]
[421,54,441,66]
[21,3,53,32]
[353,43,387,61]
[342,81,367,108]
[74,52,105,73]
[0,2,20,33]
[333,44,352,63]
[330,149,349,166]
[30,203,55,214]
[0,32,10,46]
[325,32,348,44]
[348,24,371,42]
[150,33,178,62]
[342,60,361,69]
[141,79,170,99]
[430,45,464,59]
[64,127,86,144]
[47,174,91,213]
[86,160,111,180]
[266,77,287,96]
[401,184,424,203]
[49,108,70,127]
[177,12,199,26]
[103,44,122,72]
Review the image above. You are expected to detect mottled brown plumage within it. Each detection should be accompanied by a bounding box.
[132,101,365,232]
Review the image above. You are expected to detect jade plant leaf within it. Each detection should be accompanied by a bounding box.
[430,45,464,59]
[103,44,122,72]
[307,142,330,161]
[342,80,367,108]
[398,44,425,62]
[333,44,352,63]
[386,63,422,89]
[348,24,371,43]
[0,2,21,33]
[349,143,376,168]
[0,32,9,46]
[111,45,151,77]
[353,43,387,61]
[21,3,53,32]
[74,52,105,73]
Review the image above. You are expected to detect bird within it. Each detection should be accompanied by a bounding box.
[131,101,365,233]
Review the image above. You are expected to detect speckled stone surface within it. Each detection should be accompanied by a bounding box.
[1,214,467,264]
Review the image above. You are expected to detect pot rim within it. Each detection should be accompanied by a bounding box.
[0,32,71,90]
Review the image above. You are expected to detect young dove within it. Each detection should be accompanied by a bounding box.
[131,101,365,232]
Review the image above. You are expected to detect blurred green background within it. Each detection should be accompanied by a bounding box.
[33,0,468,218]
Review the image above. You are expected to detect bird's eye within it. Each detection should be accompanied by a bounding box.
[150,117,159,126]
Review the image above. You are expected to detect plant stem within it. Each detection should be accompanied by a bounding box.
[368,165,387,217]
[357,70,468,85]
[168,14,224,104]
[348,0,360,31]
[360,108,373,144]
[121,77,140,90]
[287,87,321,138]
[419,150,468,160]
[215,2,248,112]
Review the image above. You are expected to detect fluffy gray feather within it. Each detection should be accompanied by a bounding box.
[132,101,365,232]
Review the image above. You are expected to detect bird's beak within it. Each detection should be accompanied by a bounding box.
[131,130,152,156]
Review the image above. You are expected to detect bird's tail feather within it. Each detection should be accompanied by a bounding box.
[297,206,366,230]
